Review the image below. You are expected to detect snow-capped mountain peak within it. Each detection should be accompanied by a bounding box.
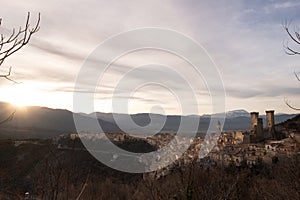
[226,109,249,118]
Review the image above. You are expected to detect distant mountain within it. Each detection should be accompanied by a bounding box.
[226,109,250,118]
[202,109,249,118]
[0,102,298,139]
[0,102,122,139]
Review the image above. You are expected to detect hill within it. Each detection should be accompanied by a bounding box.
[0,102,298,139]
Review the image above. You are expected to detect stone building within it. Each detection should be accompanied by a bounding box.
[250,112,259,133]
[266,110,275,138]
[257,118,263,138]
[250,112,264,142]
[249,110,276,142]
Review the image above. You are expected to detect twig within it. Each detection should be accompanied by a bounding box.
[284,97,300,111]
[0,109,16,125]
[0,67,21,84]
[75,168,91,200]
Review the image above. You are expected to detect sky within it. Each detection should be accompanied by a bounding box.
[0,0,299,115]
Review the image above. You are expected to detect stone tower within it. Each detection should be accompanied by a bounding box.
[266,110,275,137]
[257,118,263,138]
[250,112,259,132]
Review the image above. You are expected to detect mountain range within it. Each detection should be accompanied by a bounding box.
[0,102,298,139]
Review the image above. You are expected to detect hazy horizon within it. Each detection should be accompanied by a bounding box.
[1,100,298,116]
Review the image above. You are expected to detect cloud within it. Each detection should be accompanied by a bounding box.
[272,1,300,9]
[226,85,300,99]
[29,38,85,61]
[0,0,300,114]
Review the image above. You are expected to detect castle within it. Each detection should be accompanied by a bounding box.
[244,110,275,143]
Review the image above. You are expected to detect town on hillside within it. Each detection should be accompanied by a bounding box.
[52,110,300,179]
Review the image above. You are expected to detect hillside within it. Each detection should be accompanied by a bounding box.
[0,102,298,139]
[0,134,299,199]
[276,114,300,131]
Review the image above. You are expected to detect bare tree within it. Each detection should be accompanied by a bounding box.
[0,12,40,124]
[283,21,300,110]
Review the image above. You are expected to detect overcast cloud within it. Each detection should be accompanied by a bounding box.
[0,0,299,114]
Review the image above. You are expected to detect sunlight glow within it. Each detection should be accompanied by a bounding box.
[0,83,41,107]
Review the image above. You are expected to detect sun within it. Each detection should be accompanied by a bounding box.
[0,83,40,107]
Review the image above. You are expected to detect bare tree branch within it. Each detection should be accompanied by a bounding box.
[283,21,300,111]
[0,12,40,83]
[283,41,300,55]
[283,21,300,45]
[283,21,300,55]
[284,71,300,110]
[75,168,91,200]
[284,97,300,111]
[0,66,21,84]
[294,71,300,81]
[0,109,16,125]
